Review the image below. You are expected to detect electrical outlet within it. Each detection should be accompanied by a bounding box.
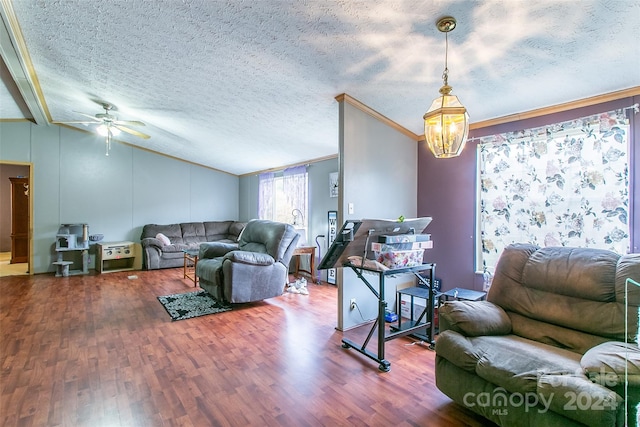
[350,298,356,310]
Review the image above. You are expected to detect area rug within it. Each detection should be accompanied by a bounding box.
[157,290,231,321]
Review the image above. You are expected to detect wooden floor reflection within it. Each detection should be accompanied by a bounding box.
[0,268,495,427]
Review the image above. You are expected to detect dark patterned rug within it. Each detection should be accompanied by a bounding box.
[157,290,231,321]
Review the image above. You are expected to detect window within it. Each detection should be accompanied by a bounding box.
[477,108,631,272]
[258,165,308,243]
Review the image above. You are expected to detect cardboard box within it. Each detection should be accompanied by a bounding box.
[399,295,439,328]
[400,295,427,321]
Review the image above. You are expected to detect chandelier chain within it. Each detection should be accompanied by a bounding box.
[442,30,449,86]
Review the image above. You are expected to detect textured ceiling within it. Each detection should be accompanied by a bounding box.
[1,0,639,175]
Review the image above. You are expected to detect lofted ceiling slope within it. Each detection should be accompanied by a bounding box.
[1,0,639,175]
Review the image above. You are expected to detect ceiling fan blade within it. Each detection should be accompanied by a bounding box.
[52,120,97,125]
[73,111,101,121]
[114,125,151,139]
[114,120,145,127]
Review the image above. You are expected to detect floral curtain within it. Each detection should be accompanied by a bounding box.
[478,109,631,272]
[258,172,275,220]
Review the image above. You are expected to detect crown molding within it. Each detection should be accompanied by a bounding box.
[470,86,640,130]
[239,154,339,178]
[335,93,422,141]
[0,0,50,124]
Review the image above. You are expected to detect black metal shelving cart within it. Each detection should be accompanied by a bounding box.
[341,261,437,372]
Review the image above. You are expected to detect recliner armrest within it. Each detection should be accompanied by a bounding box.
[224,250,275,266]
[141,237,164,249]
[439,300,512,336]
[199,242,237,259]
[581,341,640,387]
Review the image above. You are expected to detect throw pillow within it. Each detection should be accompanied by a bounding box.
[581,341,640,386]
[439,300,512,336]
[156,233,171,246]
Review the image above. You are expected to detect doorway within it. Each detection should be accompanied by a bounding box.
[0,162,31,276]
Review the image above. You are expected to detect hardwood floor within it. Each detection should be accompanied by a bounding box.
[0,252,28,277]
[0,269,495,427]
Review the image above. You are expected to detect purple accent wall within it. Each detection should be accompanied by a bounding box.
[417,95,639,293]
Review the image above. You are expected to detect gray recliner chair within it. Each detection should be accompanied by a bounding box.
[195,219,300,303]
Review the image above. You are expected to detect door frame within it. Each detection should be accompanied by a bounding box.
[1,161,33,275]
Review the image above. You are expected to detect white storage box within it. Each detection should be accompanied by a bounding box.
[400,295,427,320]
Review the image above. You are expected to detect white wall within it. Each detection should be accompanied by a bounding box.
[337,100,418,330]
[0,122,239,273]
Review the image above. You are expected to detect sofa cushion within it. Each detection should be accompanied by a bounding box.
[508,312,611,355]
[474,335,582,395]
[436,331,582,395]
[216,239,237,245]
[581,341,640,386]
[180,222,206,244]
[488,245,636,344]
[142,223,184,244]
[439,301,512,337]
[537,372,621,427]
[161,243,200,253]
[224,250,274,266]
[229,221,246,242]
[204,221,233,241]
[523,246,620,301]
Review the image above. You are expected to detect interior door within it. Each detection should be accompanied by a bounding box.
[9,177,29,264]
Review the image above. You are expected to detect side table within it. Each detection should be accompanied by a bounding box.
[292,246,316,282]
[393,285,442,347]
[183,249,199,286]
[440,287,487,302]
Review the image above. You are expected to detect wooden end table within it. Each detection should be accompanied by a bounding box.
[292,246,316,283]
[182,249,199,286]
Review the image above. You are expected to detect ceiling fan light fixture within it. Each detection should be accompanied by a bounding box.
[96,124,109,137]
[424,16,469,159]
[54,102,150,157]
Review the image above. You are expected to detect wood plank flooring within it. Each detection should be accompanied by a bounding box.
[0,269,495,427]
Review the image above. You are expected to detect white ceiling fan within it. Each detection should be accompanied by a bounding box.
[53,103,150,155]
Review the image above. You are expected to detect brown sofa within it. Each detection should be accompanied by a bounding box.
[435,244,640,427]
[140,221,245,270]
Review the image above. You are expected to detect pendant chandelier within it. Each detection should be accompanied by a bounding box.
[423,16,469,159]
